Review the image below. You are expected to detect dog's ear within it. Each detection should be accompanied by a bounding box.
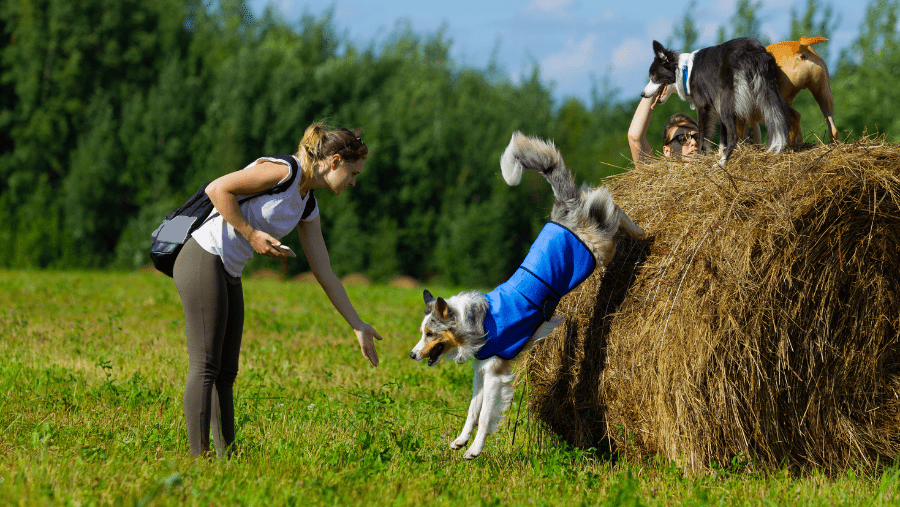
[423,289,436,314]
[435,297,453,321]
[652,40,668,60]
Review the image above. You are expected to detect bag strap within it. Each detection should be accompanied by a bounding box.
[201,154,303,227]
[267,155,316,221]
[300,190,316,220]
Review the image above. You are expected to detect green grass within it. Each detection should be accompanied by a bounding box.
[1,270,898,506]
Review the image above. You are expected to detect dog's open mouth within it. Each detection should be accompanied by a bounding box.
[426,342,445,367]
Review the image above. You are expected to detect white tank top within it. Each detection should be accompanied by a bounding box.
[191,156,319,277]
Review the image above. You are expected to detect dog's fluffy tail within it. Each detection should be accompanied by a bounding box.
[758,57,794,154]
[500,131,577,202]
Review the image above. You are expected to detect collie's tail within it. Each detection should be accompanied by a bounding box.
[758,57,795,154]
[500,131,577,202]
[499,131,646,264]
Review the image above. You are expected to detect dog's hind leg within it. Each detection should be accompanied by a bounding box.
[696,105,718,155]
[717,88,740,162]
[451,360,485,451]
[809,79,839,143]
[463,358,514,460]
[719,119,739,163]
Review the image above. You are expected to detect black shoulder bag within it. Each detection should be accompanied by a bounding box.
[149,155,316,277]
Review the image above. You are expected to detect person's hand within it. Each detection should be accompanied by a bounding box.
[248,229,287,258]
[354,323,383,366]
[650,85,670,111]
[650,84,672,109]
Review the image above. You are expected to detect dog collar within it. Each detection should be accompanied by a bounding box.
[676,51,698,109]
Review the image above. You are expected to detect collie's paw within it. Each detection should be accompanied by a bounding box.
[450,438,468,450]
[463,449,481,460]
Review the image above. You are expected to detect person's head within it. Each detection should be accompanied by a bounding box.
[297,123,369,194]
[662,113,700,159]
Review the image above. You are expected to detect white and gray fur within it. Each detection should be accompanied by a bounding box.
[641,37,795,163]
[409,132,646,460]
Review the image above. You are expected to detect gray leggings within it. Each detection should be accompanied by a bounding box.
[173,237,244,456]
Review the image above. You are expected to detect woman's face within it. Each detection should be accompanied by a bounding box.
[663,126,700,159]
[324,156,365,195]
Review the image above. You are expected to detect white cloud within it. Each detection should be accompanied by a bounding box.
[698,20,721,44]
[611,37,651,76]
[646,15,675,43]
[539,32,600,79]
[523,0,579,20]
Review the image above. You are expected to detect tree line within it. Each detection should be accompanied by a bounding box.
[1,0,898,286]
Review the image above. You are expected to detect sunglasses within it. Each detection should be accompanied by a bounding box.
[666,131,701,146]
[336,136,365,153]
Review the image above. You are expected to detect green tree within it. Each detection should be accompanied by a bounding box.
[789,0,838,41]
[670,0,700,52]
[830,0,900,139]
[0,0,193,267]
[789,0,839,61]
[717,0,768,45]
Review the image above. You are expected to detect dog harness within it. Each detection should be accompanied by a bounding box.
[475,222,596,360]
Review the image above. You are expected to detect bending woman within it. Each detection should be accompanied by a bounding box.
[173,123,383,456]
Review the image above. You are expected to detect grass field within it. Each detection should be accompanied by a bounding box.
[2,270,898,506]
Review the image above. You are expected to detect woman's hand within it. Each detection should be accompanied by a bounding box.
[650,84,673,109]
[248,229,287,258]
[354,323,383,367]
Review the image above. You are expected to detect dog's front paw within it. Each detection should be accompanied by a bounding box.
[463,448,481,460]
[450,438,468,450]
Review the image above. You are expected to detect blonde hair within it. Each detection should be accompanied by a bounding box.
[296,123,369,185]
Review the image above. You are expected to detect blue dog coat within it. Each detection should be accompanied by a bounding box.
[476,222,596,360]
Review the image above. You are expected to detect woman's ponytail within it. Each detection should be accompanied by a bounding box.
[296,123,369,182]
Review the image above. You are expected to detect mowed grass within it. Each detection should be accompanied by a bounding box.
[1,270,898,506]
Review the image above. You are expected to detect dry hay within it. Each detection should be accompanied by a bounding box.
[292,272,318,284]
[139,264,164,275]
[341,273,371,286]
[525,139,900,473]
[250,268,283,281]
[389,275,422,289]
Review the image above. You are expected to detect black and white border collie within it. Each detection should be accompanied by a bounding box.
[409,132,646,459]
[641,37,796,163]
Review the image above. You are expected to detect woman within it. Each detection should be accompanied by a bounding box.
[173,123,383,456]
[627,86,700,164]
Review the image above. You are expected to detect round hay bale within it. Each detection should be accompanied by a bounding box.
[525,140,900,473]
[250,268,283,281]
[341,273,371,286]
[139,264,163,275]
[292,271,318,284]
[389,275,421,289]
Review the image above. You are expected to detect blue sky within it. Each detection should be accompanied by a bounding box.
[246,0,868,104]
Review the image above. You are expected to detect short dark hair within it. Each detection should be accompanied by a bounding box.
[663,113,699,144]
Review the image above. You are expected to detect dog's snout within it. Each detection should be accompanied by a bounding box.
[409,351,417,360]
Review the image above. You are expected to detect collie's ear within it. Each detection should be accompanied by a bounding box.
[435,297,452,320]
[423,289,436,314]
[652,40,667,59]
